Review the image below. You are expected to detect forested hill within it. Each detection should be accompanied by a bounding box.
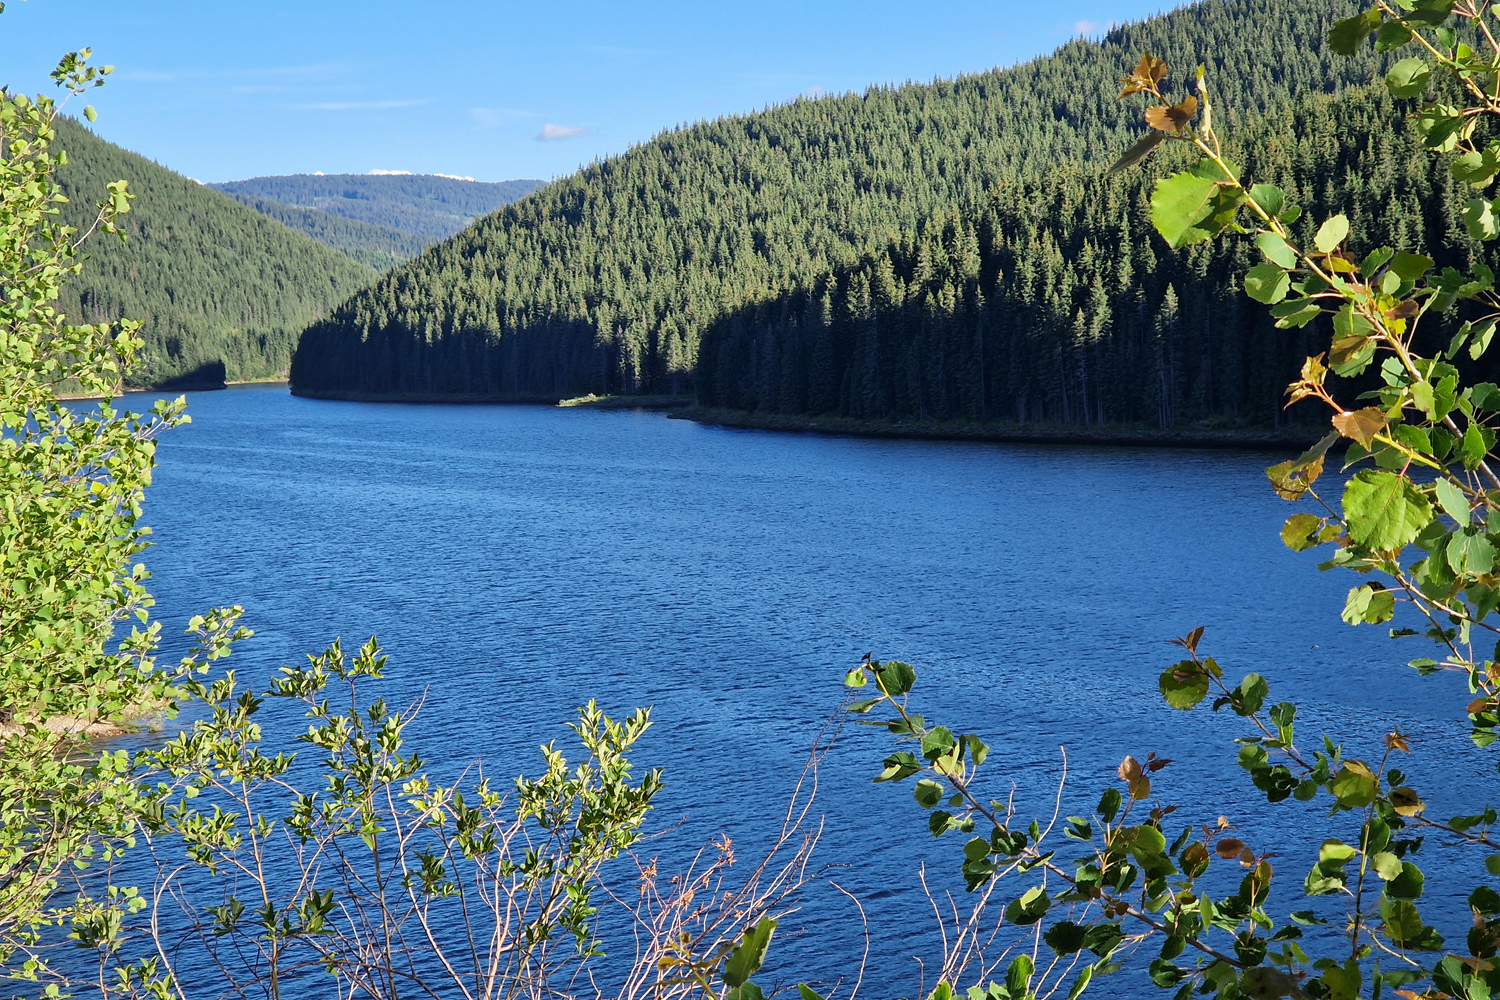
[290,0,1385,403]
[697,83,1479,430]
[219,195,429,271]
[210,174,545,244]
[54,118,377,389]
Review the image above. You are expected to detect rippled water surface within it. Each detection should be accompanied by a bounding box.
[135,386,1488,998]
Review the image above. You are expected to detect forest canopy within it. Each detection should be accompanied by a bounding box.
[290,0,1410,419]
[53,118,377,388]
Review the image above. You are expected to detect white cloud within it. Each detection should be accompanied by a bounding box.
[537,123,590,141]
[368,169,414,175]
[1074,19,1107,35]
[802,86,825,99]
[296,99,428,111]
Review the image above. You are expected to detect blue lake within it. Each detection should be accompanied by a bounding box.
[133,385,1490,998]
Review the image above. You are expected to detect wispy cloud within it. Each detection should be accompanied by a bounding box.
[1073,19,1108,35]
[471,107,533,129]
[801,86,825,99]
[537,123,589,141]
[296,99,428,112]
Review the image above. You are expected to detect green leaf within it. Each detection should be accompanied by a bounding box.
[1435,478,1471,525]
[1245,263,1290,304]
[1461,424,1492,470]
[1465,198,1500,242]
[1416,103,1473,152]
[1127,824,1168,856]
[723,918,777,988]
[1488,854,1500,877]
[1315,215,1350,253]
[1256,231,1299,269]
[1322,960,1363,1000]
[1390,251,1434,280]
[1385,57,1432,97]
[875,661,916,696]
[1330,765,1378,808]
[1342,583,1396,625]
[1375,19,1414,50]
[913,779,944,809]
[1150,160,1244,249]
[1474,322,1499,361]
[1044,921,1088,955]
[1343,470,1434,552]
[1281,512,1325,551]
[1004,887,1050,926]
[1006,955,1035,999]
[1387,862,1425,900]
[1320,839,1357,865]
[1329,9,1382,54]
[1448,527,1496,575]
[1249,184,1285,220]
[1371,851,1403,880]
[1098,787,1122,824]
[1159,661,1209,710]
[798,986,826,1000]
[1452,146,1500,188]
[921,726,955,761]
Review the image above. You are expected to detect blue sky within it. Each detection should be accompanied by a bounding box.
[2,0,1173,184]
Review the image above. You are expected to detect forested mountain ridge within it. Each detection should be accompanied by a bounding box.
[217,194,429,271]
[210,174,545,244]
[696,84,1477,430]
[53,118,377,388]
[290,0,1389,403]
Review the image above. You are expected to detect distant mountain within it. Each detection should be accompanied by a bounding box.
[54,118,377,389]
[218,194,428,271]
[209,174,545,251]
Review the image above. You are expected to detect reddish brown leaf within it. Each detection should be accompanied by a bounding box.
[1214,837,1246,859]
[1332,406,1387,447]
[1144,96,1198,132]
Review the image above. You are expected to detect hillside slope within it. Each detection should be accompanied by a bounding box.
[210,174,544,244]
[290,0,1386,402]
[55,118,377,388]
[696,83,1478,431]
[217,194,428,270]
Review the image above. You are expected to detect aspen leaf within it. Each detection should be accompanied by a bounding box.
[1315,214,1350,253]
[1256,231,1298,269]
[1385,57,1431,98]
[1332,407,1385,447]
[1342,470,1433,551]
[1244,263,1290,303]
[1144,96,1197,132]
[1159,661,1209,709]
[1329,8,1382,54]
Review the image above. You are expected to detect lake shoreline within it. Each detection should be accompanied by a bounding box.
[671,406,1327,451]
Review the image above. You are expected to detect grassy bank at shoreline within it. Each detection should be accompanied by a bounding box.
[670,406,1327,451]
